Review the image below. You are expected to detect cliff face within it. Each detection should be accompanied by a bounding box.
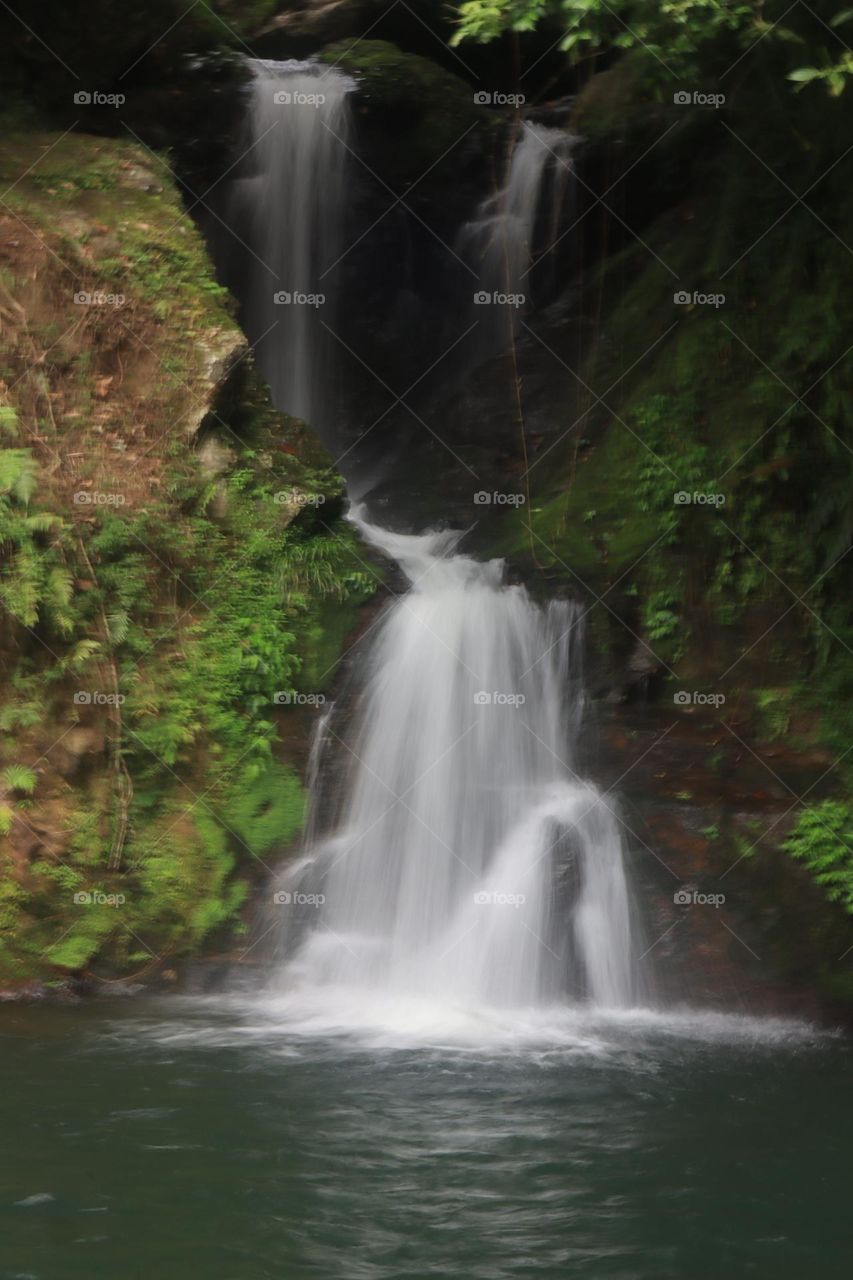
[0,130,372,990]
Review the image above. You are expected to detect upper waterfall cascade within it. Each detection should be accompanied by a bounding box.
[230,59,353,431]
[458,123,577,358]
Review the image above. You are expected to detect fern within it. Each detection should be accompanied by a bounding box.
[783,802,853,913]
[67,639,101,670]
[106,609,130,646]
[0,450,37,504]
[0,407,19,439]
[45,566,75,635]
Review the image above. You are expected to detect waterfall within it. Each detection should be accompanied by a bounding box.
[458,123,576,360]
[270,508,642,1031]
[229,59,353,431]
[222,83,643,1039]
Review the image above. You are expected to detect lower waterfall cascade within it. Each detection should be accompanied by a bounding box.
[266,508,645,1037]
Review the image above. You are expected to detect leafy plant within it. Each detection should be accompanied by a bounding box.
[783,802,853,913]
[453,1,853,95]
[3,764,36,795]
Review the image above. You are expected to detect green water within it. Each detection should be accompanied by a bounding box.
[1,998,849,1279]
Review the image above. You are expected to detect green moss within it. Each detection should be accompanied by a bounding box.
[223,765,307,861]
[318,39,495,174]
[0,131,236,333]
[0,129,377,983]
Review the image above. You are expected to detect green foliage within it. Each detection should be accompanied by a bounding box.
[3,765,36,795]
[0,448,72,632]
[789,11,853,94]
[453,1,853,95]
[642,591,681,643]
[0,406,19,438]
[129,808,247,952]
[0,130,376,980]
[783,802,853,912]
[754,688,792,741]
[0,422,372,977]
[454,0,755,73]
[223,765,307,861]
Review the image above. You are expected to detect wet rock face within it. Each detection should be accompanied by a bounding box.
[579,705,853,1024]
[257,0,377,46]
[254,1,455,62]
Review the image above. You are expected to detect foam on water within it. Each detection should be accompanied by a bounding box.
[116,993,826,1059]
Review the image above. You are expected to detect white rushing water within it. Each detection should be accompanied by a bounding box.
[267,507,644,1040]
[230,59,352,430]
[458,123,576,359]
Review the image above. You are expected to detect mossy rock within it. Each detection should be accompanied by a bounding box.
[318,39,496,179]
